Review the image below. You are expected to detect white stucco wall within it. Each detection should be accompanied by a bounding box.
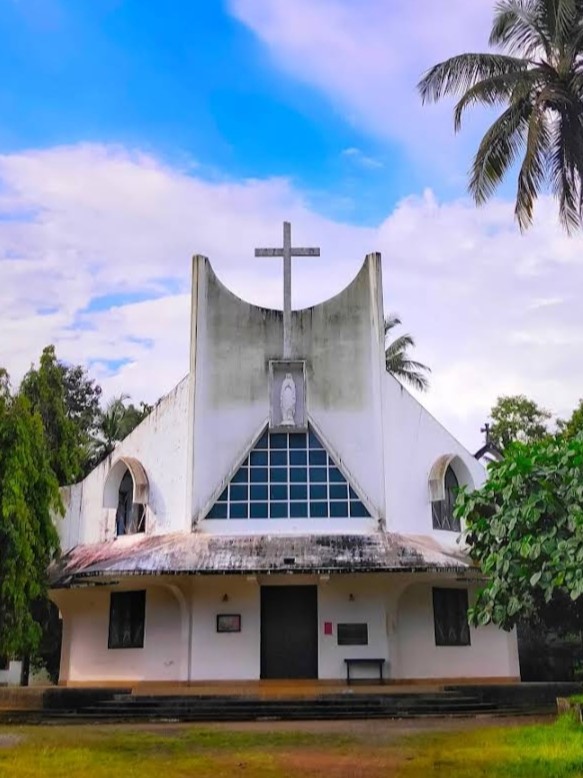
[58,376,190,550]
[55,574,519,683]
[0,661,22,686]
[190,577,261,681]
[382,375,485,542]
[54,581,186,683]
[393,582,520,680]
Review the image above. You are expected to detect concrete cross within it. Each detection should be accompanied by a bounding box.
[255,221,320,358]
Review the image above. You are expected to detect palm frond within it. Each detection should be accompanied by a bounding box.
[515,106,551,229]
[384,312,431,392]
[555,0,579,47]
[490,0,553,58]
[550,109,583,231]
[453,69,544,130]
[469,98,531,204]
[383,314,402,334]
[418,53,528,104]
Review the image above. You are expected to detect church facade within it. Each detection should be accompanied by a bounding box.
[51,244,520,685]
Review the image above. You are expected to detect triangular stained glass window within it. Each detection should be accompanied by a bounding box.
[206,428,371,520]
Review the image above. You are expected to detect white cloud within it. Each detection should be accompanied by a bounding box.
[229,0,498,174]
[341,147,384,169]
[2,143,583,450]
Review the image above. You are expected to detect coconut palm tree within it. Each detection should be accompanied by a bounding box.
[90,394,152,464]
[418,0,583,232]
[384,314,431,391]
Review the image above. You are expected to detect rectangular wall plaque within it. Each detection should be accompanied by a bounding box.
[216,614,241,633]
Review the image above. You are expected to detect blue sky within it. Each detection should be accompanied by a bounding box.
[0,0,425,224]
[2,0,583,450]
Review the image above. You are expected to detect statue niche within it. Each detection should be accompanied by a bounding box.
[280,373,297,427]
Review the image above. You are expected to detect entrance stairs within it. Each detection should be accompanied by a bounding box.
[46,689,520,722]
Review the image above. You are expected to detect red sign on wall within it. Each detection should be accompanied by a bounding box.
[324,621,333,636]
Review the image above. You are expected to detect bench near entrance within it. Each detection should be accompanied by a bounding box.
[344,658,386,684]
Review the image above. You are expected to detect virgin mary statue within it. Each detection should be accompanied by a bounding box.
[280,373,297,426]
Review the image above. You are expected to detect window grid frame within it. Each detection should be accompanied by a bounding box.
[208,430,369,520]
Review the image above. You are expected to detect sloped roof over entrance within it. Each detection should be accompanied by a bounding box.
[50,532,473,586]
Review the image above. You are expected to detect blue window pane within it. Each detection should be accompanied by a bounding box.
[250,467,268,483]
[270,450,287,466]
[270,484,287,500]
[230,484,248,501]
[270,467,287,483]
[270,502,287,519]
[310,467,327,483]
[329,467,345,483]
[207,503,227,519]
[310,501,328,518]
[330,501,349,517]
[310,484,327,500]
[256,432,269,449]
[230,503,248,519]
[218,488,228,503]
[289,433,306,448]
[250,450,268,466]
[290,502,308,518]
[271,433,287,449]
[250,502,268,518]
[308,432,323,449]
[290,467,307,483]
[349,486,358,499]
[250,484,268,501]
[330,484,348,500]
[350,501,369,518]
[232,467,248,484]
[290,484,307,500]
[290,450,307,465]
[309,449,327,465]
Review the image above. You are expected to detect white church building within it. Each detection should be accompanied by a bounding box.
[50,226,520,686]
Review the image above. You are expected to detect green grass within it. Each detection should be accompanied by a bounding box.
[398,716,583,778]
[0,716,582,778]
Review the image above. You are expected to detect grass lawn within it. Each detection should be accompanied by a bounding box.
[0,716,582,778]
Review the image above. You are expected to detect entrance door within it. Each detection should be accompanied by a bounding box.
[260,586,318,679]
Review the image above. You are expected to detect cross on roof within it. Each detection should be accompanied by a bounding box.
[255,221,320,358]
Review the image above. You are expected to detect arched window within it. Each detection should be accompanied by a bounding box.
[116,469,146,536]
[431,465,460,532]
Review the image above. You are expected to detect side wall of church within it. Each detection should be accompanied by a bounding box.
[190,254,387,530]
[57,376,190,550]
[54,582,186,683]
[382,374,485,542]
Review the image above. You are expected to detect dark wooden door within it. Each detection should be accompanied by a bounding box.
[260,586,318,679]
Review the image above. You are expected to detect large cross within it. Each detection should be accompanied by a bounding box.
[255,221,320,358]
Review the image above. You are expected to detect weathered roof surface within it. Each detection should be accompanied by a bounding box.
[50,532,473,586]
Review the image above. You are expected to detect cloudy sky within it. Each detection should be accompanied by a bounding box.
[1,0,582,451]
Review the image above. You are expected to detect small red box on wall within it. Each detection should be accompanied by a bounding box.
[324,621,333,636]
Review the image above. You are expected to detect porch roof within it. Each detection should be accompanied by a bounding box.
[50,532,475,587]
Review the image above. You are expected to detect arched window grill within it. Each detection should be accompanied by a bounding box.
[116,470,146,536]
[431,465,460,532]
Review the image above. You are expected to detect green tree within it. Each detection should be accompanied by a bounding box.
[20,346,104,482]
[19,346,83,485]
[457,434,583,632]
[557,398,583,439]
[418,0,583,232]
[489,394,552,450]
[0,371,62,659]
[384,314,431,392]
[91,395,152,464]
